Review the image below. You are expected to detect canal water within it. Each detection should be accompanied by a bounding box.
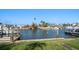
[20,29,75,40]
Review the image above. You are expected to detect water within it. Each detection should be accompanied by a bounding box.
[20,29,74,40]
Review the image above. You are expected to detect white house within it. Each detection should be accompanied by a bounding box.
[0,23,19,37]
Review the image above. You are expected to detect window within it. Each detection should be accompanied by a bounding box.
[75,29,79,32]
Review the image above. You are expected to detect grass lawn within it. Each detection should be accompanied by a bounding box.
[0,38,79,50]
[64,38,79,49]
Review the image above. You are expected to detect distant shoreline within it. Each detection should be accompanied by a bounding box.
[20,26,63,30]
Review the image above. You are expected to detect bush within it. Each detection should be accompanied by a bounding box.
[0,43,16,50]
[27,42,46,50]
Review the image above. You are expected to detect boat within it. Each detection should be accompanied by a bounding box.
[65,26,79,36]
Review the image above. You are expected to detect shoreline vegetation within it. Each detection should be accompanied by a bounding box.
[19,20,79,30]
[20,26,63,30]
[20,21,64,30]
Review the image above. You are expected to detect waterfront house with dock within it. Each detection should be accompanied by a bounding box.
[0,23,20,41]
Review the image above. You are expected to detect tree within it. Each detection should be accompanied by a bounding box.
[31,22,37,30]
[40,20,48,27]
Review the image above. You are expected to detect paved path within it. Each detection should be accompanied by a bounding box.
[0,37,10,43]
[0,37,10,40]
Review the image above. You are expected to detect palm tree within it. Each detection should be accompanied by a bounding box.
[40,20,48,27]
[31,22,37,30]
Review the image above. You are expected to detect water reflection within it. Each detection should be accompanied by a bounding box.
[41,30,48,38]
[31,29,37,39]
[20,29,74,40]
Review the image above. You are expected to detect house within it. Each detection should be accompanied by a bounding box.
[0,23,19,37]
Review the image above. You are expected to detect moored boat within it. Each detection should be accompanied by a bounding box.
[65,26,79,36]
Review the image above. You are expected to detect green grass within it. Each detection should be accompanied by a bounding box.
[0,40,64,50]
[0,43,16,50]
[0,38,79,50]
[42,40,64,50]
[64,38,79,49]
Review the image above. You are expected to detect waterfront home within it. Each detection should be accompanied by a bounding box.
[0,23,19,37]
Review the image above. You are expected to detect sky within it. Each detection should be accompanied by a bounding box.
[0,9,79,25]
